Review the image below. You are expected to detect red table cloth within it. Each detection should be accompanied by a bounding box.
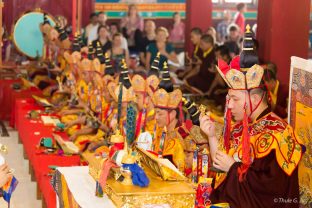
[14,98,80,208]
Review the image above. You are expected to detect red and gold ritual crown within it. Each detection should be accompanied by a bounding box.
[216,25,264,90]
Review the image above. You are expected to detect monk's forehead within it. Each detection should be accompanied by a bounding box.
[228,89,247,98]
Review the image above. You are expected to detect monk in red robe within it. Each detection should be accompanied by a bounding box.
[199,26,303,208]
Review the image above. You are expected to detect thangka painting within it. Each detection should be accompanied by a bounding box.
[288,56,312,207]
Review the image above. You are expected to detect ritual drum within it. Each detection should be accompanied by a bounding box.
[12,9,55,58]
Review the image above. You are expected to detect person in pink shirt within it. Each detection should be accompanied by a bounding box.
[234,3,247,35]
[169,12,185,44]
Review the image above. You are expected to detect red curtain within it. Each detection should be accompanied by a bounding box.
[3,0,94,33]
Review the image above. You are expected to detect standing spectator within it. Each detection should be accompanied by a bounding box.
[234,3,247,35]
[145,27,178,70]
[120,4,144,52]
[85,12,99,44]
[98,12,108,26]
[110,22,128,51]
[135,20,156,67]
[216,10,232,43]
[92,25,112,55]
[169,12,185,44]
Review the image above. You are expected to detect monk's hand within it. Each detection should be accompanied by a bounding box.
[199,114,216,138]
[213,150,235,172]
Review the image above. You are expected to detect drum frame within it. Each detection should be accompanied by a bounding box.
[12,8,56,59]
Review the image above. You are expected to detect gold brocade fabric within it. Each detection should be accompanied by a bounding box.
[215,112,303,188]
[294,102,312,205]
[77,79,88,103]
[152,126,185,172]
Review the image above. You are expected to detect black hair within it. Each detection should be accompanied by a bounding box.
[72,36,81,52]
[148,53,160,77]
[158,62,173,93]
[56,25,68,41]
[229,25,238,32]
[215,45,230,58]
[240,29,259,68]
[110,22,120,32]
[90,12,98,19]
[263,62,277,81]
[253,38,259,51]
[191,27,202,36]
[172,12,179,17]
[119,62,131,89]
[104,56,115,76]
[237,3,246,11]
[201,34,214,45]
[183,99,200,126]
[43,13,50,25]
[95,42,105,64]
[88,43,94,60]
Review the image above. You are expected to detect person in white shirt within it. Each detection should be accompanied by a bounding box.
[85,12,99,45]
[110,22,128,51]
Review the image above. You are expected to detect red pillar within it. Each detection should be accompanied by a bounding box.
[185,0,212,54]
[257,0,310,86]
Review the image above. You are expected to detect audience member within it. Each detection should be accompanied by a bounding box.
[146,27,178,70]
[224,25,241,57]
[85,12,99,44]
[120,4,144,52]
[92,25,112,55]
[135,20,156,67]
[108,33,130,73]
[169,12,185,44]
[234,3,247,35]
[216,10,232,43]
[263,62,288,119]
[110,22,129,50]
[185,34,216,94]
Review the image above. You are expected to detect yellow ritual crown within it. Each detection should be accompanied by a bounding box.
[131,74,160,93]
[78,57,92,71]
[107,61,136,103]
[216,25,264,90]
[64,51,81,65]
[152,88,182,109]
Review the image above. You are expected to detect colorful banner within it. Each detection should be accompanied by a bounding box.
[288,56,312,207]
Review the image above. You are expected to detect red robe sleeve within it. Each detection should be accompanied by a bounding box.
[210,151,300,208]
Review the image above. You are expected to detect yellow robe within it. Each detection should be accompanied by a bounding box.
[152,126,185,172]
